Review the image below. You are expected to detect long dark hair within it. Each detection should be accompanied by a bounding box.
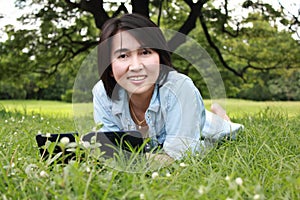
[97,13,173,99]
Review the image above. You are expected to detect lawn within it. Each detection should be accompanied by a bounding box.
[1,99,300,118]
[0,100,74,117]
[0,99,299,199]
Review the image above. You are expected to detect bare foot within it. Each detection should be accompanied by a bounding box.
[211,103,231,121]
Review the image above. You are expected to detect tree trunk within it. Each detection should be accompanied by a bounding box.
[131,0,150,18]
[167,1,203,51]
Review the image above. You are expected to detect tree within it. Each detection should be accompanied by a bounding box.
[0,0,299,100]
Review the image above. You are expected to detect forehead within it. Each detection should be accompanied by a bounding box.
[111,31,142,52]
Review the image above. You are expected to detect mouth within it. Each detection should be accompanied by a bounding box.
[127,75,147,81]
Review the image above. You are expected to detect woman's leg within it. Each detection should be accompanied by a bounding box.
[210,103,230,121]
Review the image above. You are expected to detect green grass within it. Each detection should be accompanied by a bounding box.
[0,100,74,117]
[204,99,300,118]
[2,99,300,119]
[0,100,299,199]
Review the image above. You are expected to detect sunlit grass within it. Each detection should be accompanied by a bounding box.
[0,100,73,117]
[204,99,300,118]
[1,99,300,119]
[0,99,299,199]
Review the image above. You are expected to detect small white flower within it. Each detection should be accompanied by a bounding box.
[198,185,205,195]
[60,137,70,145]
[179,162,187,167]
[47,121,50,124]
[86,167,91,173]
[253,194,260,200]
[140,193,145,199]
[225,175,230,181]
[32,116,35,119]
[25,164,38,175]
[81,141,91,148]
[166,172,171,177]
[45,133,51,137]
[39,170,48,177]
[40,117,44,121]
[5,120,8,123]
[151,172,159,179]
[235,177,243,186]
[22,116,25,120]
[10,162,15,168]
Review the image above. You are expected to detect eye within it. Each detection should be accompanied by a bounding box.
[117,53,128,60]
[141,48,152,55]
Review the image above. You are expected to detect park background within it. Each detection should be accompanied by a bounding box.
[0,0,299,199]
[0,0,300,101]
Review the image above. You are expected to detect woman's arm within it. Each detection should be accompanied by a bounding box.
[92,81,120,131]
[160,76,206,160]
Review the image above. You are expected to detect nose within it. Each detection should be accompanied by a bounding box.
[129,64,143,71]
[128,54,143,71]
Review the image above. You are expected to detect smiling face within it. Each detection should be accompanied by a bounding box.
[111,31,160,96]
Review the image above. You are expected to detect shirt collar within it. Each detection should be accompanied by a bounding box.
[148,84,160,112]
[111,88,128,115]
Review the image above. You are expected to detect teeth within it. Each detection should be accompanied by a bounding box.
[129,76,145,81]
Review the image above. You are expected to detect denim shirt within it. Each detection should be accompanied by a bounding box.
[93,71,243,159]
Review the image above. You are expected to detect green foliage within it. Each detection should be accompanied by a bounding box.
[61,89,73,103]
[0,101,299,199]
[0,81,27,99]
[236,68,300,101]
[156,0,190,30]
[268,69,300,100]
[0,0,98,100]
[0,0,300,100]
[210,12,300,100]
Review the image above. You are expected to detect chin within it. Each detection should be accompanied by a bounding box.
[127,85,154,95]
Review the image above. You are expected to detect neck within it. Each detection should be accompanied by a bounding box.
[129,85,154,113]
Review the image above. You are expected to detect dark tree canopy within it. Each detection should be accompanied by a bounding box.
[0,0,299,100]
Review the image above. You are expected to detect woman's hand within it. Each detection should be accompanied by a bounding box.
[146,152,174,166]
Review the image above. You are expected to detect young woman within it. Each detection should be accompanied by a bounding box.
[93,13,243,160]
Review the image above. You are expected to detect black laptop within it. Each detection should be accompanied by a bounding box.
[36,131,146,163]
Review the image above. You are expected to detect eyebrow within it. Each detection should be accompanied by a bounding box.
[113,48,130,56]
